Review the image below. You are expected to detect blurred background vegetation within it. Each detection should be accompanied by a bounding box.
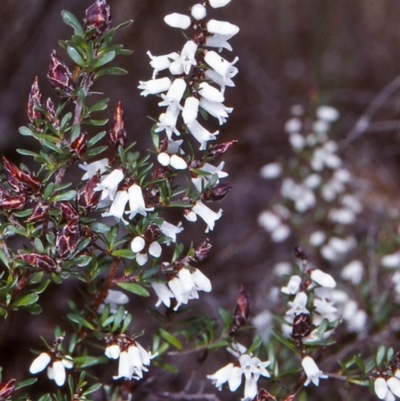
[1,0,400,399]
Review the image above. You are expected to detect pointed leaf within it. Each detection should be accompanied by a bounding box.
[61,11,84,36]
[117,283,149,297]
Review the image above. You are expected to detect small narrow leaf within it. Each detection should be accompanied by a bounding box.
[13,293,39,307]
[159,329,183,351]
[19,126,33,137]
[94,67,128,78]
[92,51,116,69]
[61,11,84,36]
[67,313,95,330]
[117,283,149,297]
[67,46,86,67]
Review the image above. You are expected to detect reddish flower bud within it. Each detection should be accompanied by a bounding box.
[25,202,49,223]
[0,378,16,400]
[208,140,237,159]
[255,389,277,401]
[56,216,80,259]
[194,238,212,261]
[2,156,42,194]
[291,312,311,341]
[294,246,307,261]
[47,50,75,97]
[18,253,58,273]
[84,0,112,39]
[27,76,44,124]
[143,224,161,243]
[57,201,79,222]
[70,132,88,159]
[203,183,232,201]
[46,98,60,130]
[0,194,26,211]
[77,172,101,214]
[110,102,127,148]
[230,284,250,334]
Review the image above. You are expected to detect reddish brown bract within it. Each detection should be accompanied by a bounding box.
[84,0,112,39]
[110,102,127,148]
[230,284,250,334]
[47,50,75,97]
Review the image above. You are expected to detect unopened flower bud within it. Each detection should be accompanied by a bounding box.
[70,132,87,159]
[194,238,212,261]
[203,183,232,201]
[144,224,161,243]
[18,253,58,273]
[208,140,237,159]
[208,0,232,8]
[84,0,112,39]
[164,13,191,29]
[0,379,16,400]
[46,98,60,130]
[57,201,79,222]
[47,50,75,97]
[230,284,249,334]
[25,201,49,223]
[27,76,44,124]
[291,312,311,340]
[0,194,26,211]
[110,102,127,148]
[56,216,80,259]
[77,172,101,214]
[191,4,207,20]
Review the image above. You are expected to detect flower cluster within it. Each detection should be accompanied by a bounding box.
[207,345,270,401]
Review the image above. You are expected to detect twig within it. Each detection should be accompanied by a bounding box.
[344,75,400,144]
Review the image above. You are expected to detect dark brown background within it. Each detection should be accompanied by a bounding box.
[1,1,400,400]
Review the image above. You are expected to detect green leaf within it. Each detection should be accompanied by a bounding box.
[84,119,109,126]
[51,190,77,202]
[159,328,183,351]
[83,383,103,396]
[17,148,40,158]
[19,126,33,136]
[67,46,86,67]
[0,250,9,268]
[376,345,386,367]
[94,67,128,78]
[61,11,84,36]
[117,283,149,297]
[112,249,136,259]
[13,293,39,307]
[88,99,109,113]
[207,340,229,350]
[15,378,37,390]
[35,279,51,294]
[271,330,297,353]
[89,222,110,234]
[67,313,95,330]
[115,20,134,31]
[92,51,116,69]
[25,303,42,315]
[73,356,108,368]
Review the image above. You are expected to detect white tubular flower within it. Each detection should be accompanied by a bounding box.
[310,269,336,289]
[191,3,207,20]
[159,78,187,108]
[286,292,309,316]
[206,34,234,52]
[95,169,124,201]
[126,183,154,220]
[105,343,121,360]
[138,77,171,96]
[160,220,184,243]
[260,162,282,179]
[52,360,66,386]
[341,260,363,285]
[152,282,174,307]
[316,106,339,122]
[182,96,200,125]
[381,252,400,268]
[164,13,191,29]
[191,200,222,232]
[30,352,51,374]
[207,19,239,37]
[198,82,225,103]
[191,161,228,191]
[191,268,212,292]
[131,236,146,253]
[207,363,235,390]
[102,189,129,222]
[136,252,148,266]
[99,289,129,314]
[149,241,162,258]
[114,351,131,380]
[79,158,109,180]
[157,152,187,170]
[187,120,219,150]
[199,98,233,125]
[147,51,179,79]
[205,51,239,83]
[180,40,198,75]
[301,356,327,386]
[156,105,181,138]
[168,274,198,310]
[375,377,389,400]
[209,0,232,7]
[387,377,400,397]
[281,275,302,295]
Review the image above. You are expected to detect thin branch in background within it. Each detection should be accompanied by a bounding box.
[344,75,400,144]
